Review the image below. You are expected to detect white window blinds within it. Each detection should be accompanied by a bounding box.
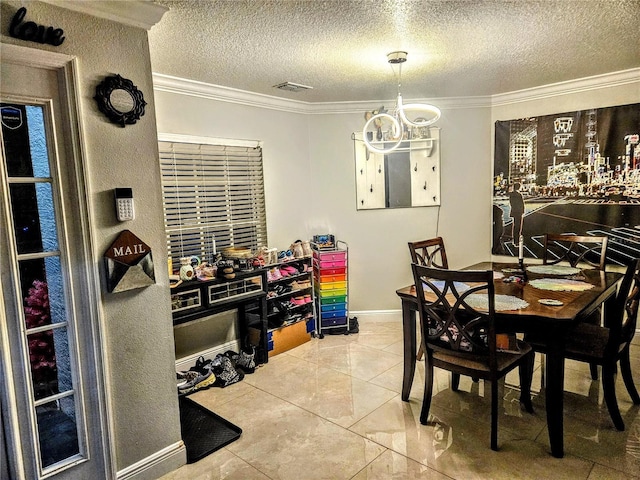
[159,140,267,266]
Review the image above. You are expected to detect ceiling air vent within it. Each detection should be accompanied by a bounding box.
[273,82,313,92]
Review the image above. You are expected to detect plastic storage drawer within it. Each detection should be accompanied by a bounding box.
[320,295,347,305]
[313,266,346,276]
[319,274,346,283]
[321,310,347,319]
[321,303,347,312]
[318,281,347,290]
[316,288,347,298]
[321,317,347,327]
[314,259,346,269]
[313,251,347,262]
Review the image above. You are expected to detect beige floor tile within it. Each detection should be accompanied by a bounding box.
[349,396,593,479]
[286,340,403,381]
[212,387,386,479]
[189,380,257,410]
[549,411,640,477]
[350,449,451,480]
[242,353,397,427]
[158,448,270,480]
[164,315,639,480]
[587,463,640,479]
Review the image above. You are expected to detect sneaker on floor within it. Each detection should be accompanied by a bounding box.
[178,369,215,395]
[176,370,199,388]
[235,347,256,374]
[211,354,244,388]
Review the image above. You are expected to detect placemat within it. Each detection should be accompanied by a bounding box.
[465,294,529,311]
[529,278,594,292]
[526,265,581,276]
[423,281,470,293]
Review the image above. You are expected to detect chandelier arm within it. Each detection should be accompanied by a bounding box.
[362,113,403,154]
[398,104,442,127]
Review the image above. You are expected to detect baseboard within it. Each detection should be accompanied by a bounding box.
[116,441,186,480]
[174,339,240,371]
[349,309,402,318]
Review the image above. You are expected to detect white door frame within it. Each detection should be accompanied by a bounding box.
[0,42,114,480]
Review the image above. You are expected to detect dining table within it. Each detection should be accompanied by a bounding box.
[396,261,623,458]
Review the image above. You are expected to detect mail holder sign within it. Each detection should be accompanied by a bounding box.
[104,230,155,293]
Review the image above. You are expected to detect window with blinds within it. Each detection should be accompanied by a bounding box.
[158,138,267,267]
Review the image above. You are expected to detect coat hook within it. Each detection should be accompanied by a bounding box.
[433,195,437,201]
[360,168,363,175]
[423,181,427,190]
[361,199,364,205]
[432,165,436,172]
[370,184,373,193]
[378,165,381,173]
[414,163,418,172]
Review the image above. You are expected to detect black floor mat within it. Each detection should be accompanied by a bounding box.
[179,396,242,463]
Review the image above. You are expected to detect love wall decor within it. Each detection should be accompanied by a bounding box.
[8,7,65,46]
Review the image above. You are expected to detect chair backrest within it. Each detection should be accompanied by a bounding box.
[411,263,497,364]
[408,237,449,269]
[607,258,640,353]
[543,233,608,270]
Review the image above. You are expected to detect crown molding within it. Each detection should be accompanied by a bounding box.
[153,68,639,115]
[152,73,313,114]
[152,73,492,114]
[491,68,640,107]
[40,0,169,30]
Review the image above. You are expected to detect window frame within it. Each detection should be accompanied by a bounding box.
[158,133,268,267]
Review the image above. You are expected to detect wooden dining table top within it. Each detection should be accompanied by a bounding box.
[396,261,623,325]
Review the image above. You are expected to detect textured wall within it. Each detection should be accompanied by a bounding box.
[1,1,182,475]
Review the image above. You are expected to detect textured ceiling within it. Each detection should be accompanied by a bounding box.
[148,0,640,103]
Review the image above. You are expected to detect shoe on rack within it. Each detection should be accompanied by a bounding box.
[291,296,306,306]
[304,294,312,303]
[269,267,283,281]
[291,241,304,259]
[301,240,312,257]
[280,265,298,276]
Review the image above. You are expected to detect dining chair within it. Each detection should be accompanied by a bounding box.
[408,237,449,269]
[543,233,610,379]
[408,238,449,361]
[526,257,640,431]
[411,263,534,450]
[543,233,609,270]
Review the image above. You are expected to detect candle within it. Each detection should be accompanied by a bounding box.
[518,235,524,261]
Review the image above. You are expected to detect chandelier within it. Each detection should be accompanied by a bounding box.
[362,51,441,154]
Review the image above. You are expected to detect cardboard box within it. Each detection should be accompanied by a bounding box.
[268,320,311,357]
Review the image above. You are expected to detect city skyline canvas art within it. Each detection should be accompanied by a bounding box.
[492,103,640,266]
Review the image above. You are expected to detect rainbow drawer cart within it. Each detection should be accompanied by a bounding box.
[312,239,349,337]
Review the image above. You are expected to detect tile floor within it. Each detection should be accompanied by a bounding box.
[161,314,640,480]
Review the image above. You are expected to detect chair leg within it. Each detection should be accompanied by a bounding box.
[490,380,499,451]
[452,373,460,391]
[417,320,425,361]
[602,362,624,431]
[420,351,435,425]
[620,347,640,404]
[519,351,535,413]
[589,363,599,381]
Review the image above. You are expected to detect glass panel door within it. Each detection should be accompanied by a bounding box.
[2,102,85,474]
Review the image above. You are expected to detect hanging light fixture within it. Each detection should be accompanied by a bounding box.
[362,51,441,154]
